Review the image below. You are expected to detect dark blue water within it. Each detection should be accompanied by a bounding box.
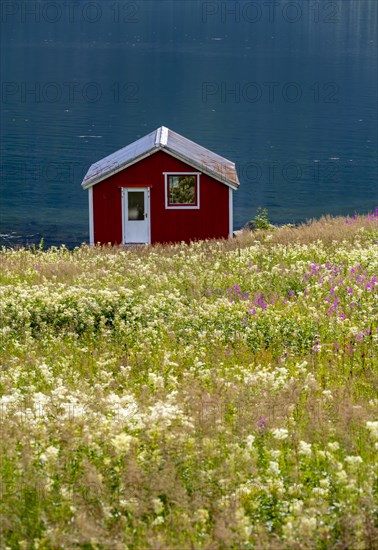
[1,0,377,247]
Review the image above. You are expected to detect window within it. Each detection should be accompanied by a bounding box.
[127,191,145,220]
[164,172,200,209]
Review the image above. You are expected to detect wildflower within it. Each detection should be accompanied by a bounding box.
[271,428,289,440]
[194,508,209,523]
[268,460,280,475]
[322,390,333,400]
[345,455,363,466]
[44,445,59,461]
[366,421,378,440]
[257,416,267,432]
[298,440,312,457]
[111,433,134,454]
[152,497,164,515]
[245,434,255,450]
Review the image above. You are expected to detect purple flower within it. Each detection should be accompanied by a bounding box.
[339,313,346,320]
[289,290,294,297]
[250,307,256,316]
[257,416,267,431]
[334,342,340,350]
[347,287,353,294]
[234,284,241,292]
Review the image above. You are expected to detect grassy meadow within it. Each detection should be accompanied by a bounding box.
[1,214,378,549]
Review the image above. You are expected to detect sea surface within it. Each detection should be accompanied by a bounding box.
[1,0,377,247]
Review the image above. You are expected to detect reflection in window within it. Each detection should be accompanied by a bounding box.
[128,191,144,220]
[168,175,197,206]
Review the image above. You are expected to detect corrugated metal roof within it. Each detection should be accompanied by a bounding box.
[81,126,239,189]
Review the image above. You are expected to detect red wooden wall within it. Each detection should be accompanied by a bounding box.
[92,150,230,245]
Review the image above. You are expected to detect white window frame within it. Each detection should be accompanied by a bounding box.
[164,172,200,210]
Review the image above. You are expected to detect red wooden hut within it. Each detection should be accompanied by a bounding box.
[81,126,239,245]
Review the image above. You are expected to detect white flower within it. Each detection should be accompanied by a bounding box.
[268,461,280,476]
[312,487,328,497]
[366,421,378,440]
[345,455,363,466]
[322,390,333,400]
[336,470,348,483]
[271,428,289,440]
[319,478,330,489]
[245,434,255,450]
[194,508,209,523]
[290,499,304,514]
[298,440,312,457]
[327,441,340,452]
[44,445,59,461]
[152,497,164,515]
[148,372,164,389]
[151,516,164,526]
[111,433,133,454]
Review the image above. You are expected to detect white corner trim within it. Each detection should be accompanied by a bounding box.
[229,187,233,238]
[88,187,94,245]
[160,126,168,146]
[164,173,200,210]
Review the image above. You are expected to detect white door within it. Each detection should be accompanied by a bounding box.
[122,188,150,244]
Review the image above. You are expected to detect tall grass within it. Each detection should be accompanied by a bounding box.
[0,214,377,549]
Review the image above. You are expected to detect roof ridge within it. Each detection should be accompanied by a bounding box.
[155,126,169,147]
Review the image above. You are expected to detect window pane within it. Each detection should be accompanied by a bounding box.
[128,191,144,220]
[169,175,196,205]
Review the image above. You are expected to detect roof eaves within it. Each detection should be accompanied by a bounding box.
[81,146,159,189]
[163,146,239,189]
